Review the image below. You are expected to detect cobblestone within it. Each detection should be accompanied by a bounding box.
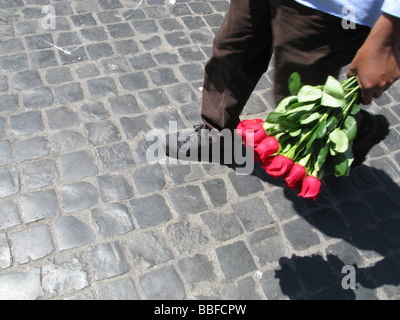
[1,0,400,301]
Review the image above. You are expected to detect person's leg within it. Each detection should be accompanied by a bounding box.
[201,0,275,131]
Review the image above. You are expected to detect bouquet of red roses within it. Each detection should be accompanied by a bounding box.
[237,73,361,201]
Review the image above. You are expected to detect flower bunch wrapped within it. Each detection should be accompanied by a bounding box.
[237,73,361,201]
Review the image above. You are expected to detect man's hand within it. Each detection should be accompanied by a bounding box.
[347,13,400,105]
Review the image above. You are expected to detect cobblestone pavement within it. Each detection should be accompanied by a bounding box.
[1,0,400,301]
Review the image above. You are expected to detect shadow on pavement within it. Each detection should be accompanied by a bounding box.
[252,163,400,299]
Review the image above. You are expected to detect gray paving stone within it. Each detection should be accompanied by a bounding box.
[54,83,84,104]
[129,231,174,268]
[50,130,86,154]
[202,178,228,207]
[167,184,208,215]
[0,76,7,92]
[165,83,197,104]
[9,224,54,264]
[25,34,54,50]
[224,276,263,300]
[88,242,130,280]
[85,120,121,146]
[129,53,157,70]
[179,63,204,81]
[0,53,29,73]
[96,142,135,171]
[21,87,54,109]
[201,211,243,241]
[370,257,400,297]
[247,227,286,265]
[97,278,139,300]
[75,63,100,79]
[60,181,98,213]
[42,258,89,298]
[139,265,186,300]
[140,35,162,50]
[114,39,139,55]
[166,163,204,185]
[137,88,170,109]
[96,173,134,202]
[159,18,185,31]
[364,191,400,220]
[71,13,97,27]
[0,200,20,230]
[164,31,191,47]
[0,94,19,113]
[178,254,217,283]
[131,19,158,33]
[181,15,206,30]
[233,197,274,231]
[0,267,43,300]
[53,215,95,250]
[86,42,114,59]
[98,0,123,10]
[143,5,170,19]
[80,102,110,121]
[129,194,172,228]
[15,136,49,162]
[120,115,151,139]
[118,72,148,91]
[0,117,6,138]
[58,46,88,65]
[0,233,11,269]
[59,150,99,181]
[132,164,166,195]
[166,220,209,256]
[282,218,321,251]
[108,94,141,114]
[101,57,130,74]
[86,77,118,97]
[150,108,185,131]
[11,69,42,91]
[30,50,58,68]
[45,66,73,84]
[215,241,257,281]
[80,26,108,42]
[107,22,135,38]
[228,172,264,197]
[0,167,20,197]
[10,111,44,135]
[19,189,60,223]
[20,159,58,190]
[0,140,12,166]
[178,46,205,62]
[91,203,134,239]
[97,11,122,24]
[265,189,306,220]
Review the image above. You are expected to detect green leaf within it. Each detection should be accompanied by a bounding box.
[322,76,346,108]
[350,103,361,115]
[324,76,345,99]
[333,153,350,177]
[317,144,330,166]
[266,111,285,124]
[329,129,349,153]
[326,115,339,132]
[342,116,357,142]
[286,103,316,114]
[321,91,346,108]
[297,85,322,103]
[289,128,302,137]
[300,112,320,125]
[288,72,303,96]
[315,121,327,140]
[305,130,318,154]
[275,96,297,113]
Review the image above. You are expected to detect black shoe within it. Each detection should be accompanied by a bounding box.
[165,124,214,161]
[352,111,390,168]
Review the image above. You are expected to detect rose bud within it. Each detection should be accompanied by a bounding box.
[285,164,307,190]
[298,176,322,202]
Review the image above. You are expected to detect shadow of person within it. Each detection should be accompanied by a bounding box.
[254,164,400,299]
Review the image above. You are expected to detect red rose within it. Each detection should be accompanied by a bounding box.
[285,164,307,190]
[263,155,294,178]
[255,137,280,161]
[298,176,321,202]
[236,119,267,147]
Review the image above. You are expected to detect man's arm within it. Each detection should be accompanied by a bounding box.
[347,12,400,105]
